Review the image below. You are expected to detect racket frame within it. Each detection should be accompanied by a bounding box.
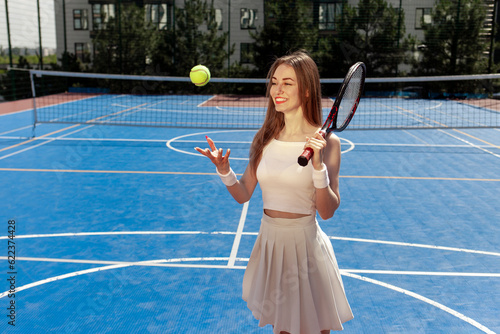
[297,62,366,167]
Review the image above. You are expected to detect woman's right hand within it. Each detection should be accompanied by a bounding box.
[194,136,231,174]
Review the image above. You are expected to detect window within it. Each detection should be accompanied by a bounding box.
[205,8,223,30]
[92,4,115,30]
[73,9,88,30]
[215,9,223,30]
[240,43,254,63]
[319,2,342,31]
[415,8,432,29]
[75,43,90,63]
[145,4,171,30]
[240,9,257,29]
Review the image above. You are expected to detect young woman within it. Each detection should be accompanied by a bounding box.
[195,51,353,334]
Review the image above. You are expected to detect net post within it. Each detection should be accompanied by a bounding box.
[30,70,38,138]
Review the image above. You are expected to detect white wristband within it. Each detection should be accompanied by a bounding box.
[312,164,330,189]
[216,167,237,186]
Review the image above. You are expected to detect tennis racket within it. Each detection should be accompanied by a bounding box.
[297,61,366,167]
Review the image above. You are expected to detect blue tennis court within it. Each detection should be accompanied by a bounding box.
[1,94,499,333]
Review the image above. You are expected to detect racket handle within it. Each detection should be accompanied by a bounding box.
[298,147,313,166]
[297,130,326,167]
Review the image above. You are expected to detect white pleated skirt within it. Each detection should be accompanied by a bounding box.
[242,214,353,334]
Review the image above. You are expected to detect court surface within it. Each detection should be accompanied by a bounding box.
[1,96,499,333]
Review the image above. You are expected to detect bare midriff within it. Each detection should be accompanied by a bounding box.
[264,209,311,219]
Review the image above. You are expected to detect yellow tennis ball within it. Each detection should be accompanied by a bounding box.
[189,65,211,86]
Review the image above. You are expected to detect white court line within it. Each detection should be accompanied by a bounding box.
[166,129,256,160]
[0,109,33,116]
[228,201,249,267]
[3,256,499,277]
[347,142,496,148]
[16,137,168,143]
[166,130,355,160]
[0,256,497,333]
[0,263,128,299]
[0,231,212,239]
[0,136,252,145]
[343,272,497,334]
[0,231,244,240]
[0,125,94,161]
[375,101,434,127]
[343,269,500,277]
[0,256,247,269]
[1,231,498,258]
[215,106,266,114]
[438,129,500,158]
[0,257,247,300]
[36,95,107,123]
[0,256,250,269]
[402,130,432,145]
[330,236,500,257]
[2,133,495,149]
[198,95,217,108]
[427,102,443,110]
[0,258,240,299]
[1,135,495,150]
[103,98,174,122]
[0,125,33,137]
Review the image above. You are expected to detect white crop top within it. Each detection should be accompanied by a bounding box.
[256,139,316,215]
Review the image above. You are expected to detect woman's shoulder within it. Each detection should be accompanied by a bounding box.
[326,132,341,144]
[325,132,341,154]
[327,131,339,138]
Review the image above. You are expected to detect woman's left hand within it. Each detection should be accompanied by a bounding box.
[304,130,327,170]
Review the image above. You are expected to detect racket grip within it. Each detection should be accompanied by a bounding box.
[298,147,313,167]
[297,130,326,167]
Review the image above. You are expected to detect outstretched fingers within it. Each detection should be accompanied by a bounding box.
[194,147,210,158]
[206,136,217,151]
[194,136,231,172]
[216,147,231,163]
[194,136,217,158]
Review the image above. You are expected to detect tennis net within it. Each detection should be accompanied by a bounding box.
[29,69,500,130]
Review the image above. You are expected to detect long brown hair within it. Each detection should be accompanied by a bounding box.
[249,50,322,173]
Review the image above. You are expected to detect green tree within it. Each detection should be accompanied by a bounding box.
[155,0,233,77]
[332,0,412,76]
[92,4,161,75]
[313,5,358,78]
[57,51,83,72]
[17,56,31,69]
[413,0,489,75]
[249,0,317,76]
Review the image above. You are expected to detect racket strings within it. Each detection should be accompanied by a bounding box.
[337,68,364,126]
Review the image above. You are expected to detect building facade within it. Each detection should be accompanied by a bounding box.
[53,0,496,70]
